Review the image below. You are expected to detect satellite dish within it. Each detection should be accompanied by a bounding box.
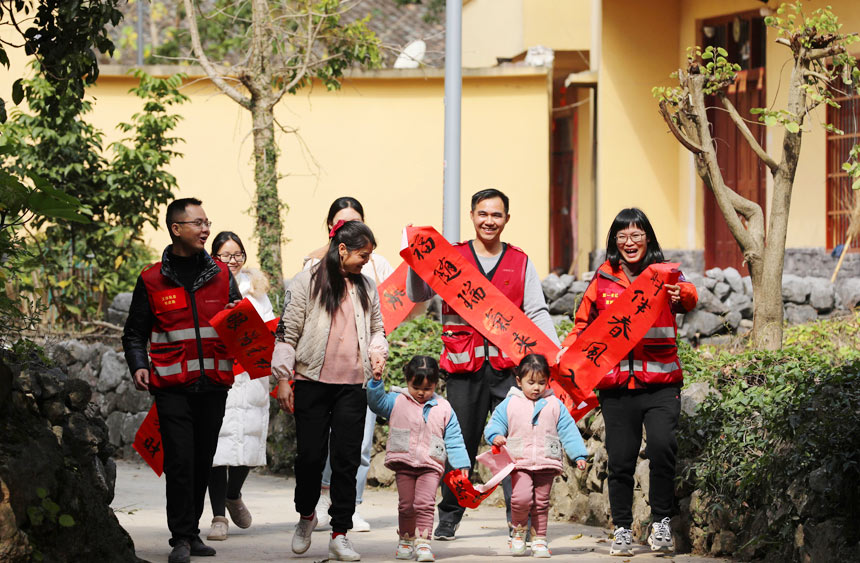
[394,40,426,69]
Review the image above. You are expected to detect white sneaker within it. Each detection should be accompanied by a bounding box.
[291,514,317,554]
[609,526,633,556]
[352,509,371,532]
[531,537,551,558]
[415,540,435,562]
[510,526,527,556]
[395,536,414,560]
[315,494,332,531]
[328,534,361,561]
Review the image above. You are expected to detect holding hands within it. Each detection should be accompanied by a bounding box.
[370,351,386,379]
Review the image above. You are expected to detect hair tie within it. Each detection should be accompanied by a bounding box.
[328,219,346,239]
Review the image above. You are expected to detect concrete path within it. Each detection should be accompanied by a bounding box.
[113,459,731,563]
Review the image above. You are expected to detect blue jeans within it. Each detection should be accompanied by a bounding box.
[321,405,375,504]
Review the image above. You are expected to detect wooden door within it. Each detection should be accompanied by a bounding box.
[550,115,576,274]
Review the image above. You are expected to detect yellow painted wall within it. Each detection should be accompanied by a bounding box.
[523,0,592,53]
[76,68,551,278]
[463,0,524,68]
[597,0,684,249]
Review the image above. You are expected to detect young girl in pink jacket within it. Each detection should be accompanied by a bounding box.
[485,354,588,558]
[367,356,470,562]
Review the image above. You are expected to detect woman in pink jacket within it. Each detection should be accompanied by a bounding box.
[485,354,587,558]
[367,356,470,562]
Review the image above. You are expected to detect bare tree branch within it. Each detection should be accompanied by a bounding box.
[808,44,845,60]
[182,0,252,109]
[803,69,832,82]
[659,100,704,154]
[775,37,791,47]
[718,92,779,173]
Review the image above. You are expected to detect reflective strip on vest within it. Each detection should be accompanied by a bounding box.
[151,327,219,343]
[619,359,680,374]
[447,345,507,365]
[154,358,232,377]
[644,326,677,339]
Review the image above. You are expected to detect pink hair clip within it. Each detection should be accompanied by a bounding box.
[328,219,346,239]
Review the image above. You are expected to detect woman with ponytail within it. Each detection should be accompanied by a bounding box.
[271,220,387,562]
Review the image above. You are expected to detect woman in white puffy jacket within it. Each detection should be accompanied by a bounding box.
[206,231,275,541]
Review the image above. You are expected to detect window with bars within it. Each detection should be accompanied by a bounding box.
[826,76,860,252]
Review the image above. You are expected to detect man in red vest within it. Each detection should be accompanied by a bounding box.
[122,198,241,563]
[407,188,560,540]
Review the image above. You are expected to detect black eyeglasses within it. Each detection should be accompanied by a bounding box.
[215,252,246,264]
[174,219,212,228]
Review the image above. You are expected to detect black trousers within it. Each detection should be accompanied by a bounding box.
[438,361,516,526]
[599,385,681,528]
[154,389,228,545]
[293,380,366,533]
[209,466,251,517]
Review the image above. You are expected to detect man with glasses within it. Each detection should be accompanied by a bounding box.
[122,197,241,563]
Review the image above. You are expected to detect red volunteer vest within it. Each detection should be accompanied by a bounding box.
[440,242,527,373]
[593,264,682,389]
[141,261,234,389]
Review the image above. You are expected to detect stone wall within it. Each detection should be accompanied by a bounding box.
[0,350,141,562]
[542,266,860,345]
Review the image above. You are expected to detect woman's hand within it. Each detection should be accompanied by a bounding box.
[370,351,386,378]
[576,458,587,471]
[277,379,294,412]
[665,284,681,305]
[224,299,242,310]
[492,435,507,447]
[555,346,568,365]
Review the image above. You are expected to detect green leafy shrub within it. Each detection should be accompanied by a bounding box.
[385,315,443,388]
[678,314,860,559]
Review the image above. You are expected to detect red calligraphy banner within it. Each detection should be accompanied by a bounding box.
[377,262,418,335]
[401,226,681,421]
[555,263,680,402]
[442,470,497,509]
[400,226,559,365]
[210,299,274,380]
[133,404,163,476]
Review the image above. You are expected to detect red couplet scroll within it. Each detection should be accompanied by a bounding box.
[210,299,276,380]
[555,263,680,405]
[400,226,559,365]
[401,226,682,421]
[442,470,497,509]
[377,262,418,335]
[133,404,163,476]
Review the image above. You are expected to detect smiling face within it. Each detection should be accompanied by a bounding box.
[518,370,548,401]
[339,241,373,275]
[170,204,210,255]
[469,197,509,246]
[214,239,244,276]
[615,224,648,265]
[407,377,437,404]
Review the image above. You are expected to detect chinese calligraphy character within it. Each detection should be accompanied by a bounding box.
[226,312,249,331]
[484,308,513,334]
[410,234,436,260]
[434,258,462,284]
[253,357,271,370]
[581,341,608,367]
[635,298,651,314]
[239,330,259,347]
[245,345,267,358]
[383,288,406,310]
[456,281,487,310]
[559,368,581,390]
[650,270,665,296]
[607,315,632,339]
[143,436,161,456]
[512,331,538,355]
[630,289,644,303]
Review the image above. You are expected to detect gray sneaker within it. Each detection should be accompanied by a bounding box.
[291,514,317,554]
[609,527,633,556]
[648,517,674,553]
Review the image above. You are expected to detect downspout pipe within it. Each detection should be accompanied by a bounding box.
[443,0,462,242]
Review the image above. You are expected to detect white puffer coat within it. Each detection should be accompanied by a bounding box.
[213,269,274,467]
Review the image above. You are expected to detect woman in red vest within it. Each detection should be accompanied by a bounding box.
[562,208,697,556]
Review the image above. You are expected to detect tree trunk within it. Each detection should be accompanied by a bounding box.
[250,101,284,290]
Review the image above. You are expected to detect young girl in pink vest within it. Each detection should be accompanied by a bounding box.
[485,354,587,558]
[367,356,470,562]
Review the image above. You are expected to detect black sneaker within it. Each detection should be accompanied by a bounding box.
[168,540,191,563]
[190,536,216,556]
[434,521,458,541]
